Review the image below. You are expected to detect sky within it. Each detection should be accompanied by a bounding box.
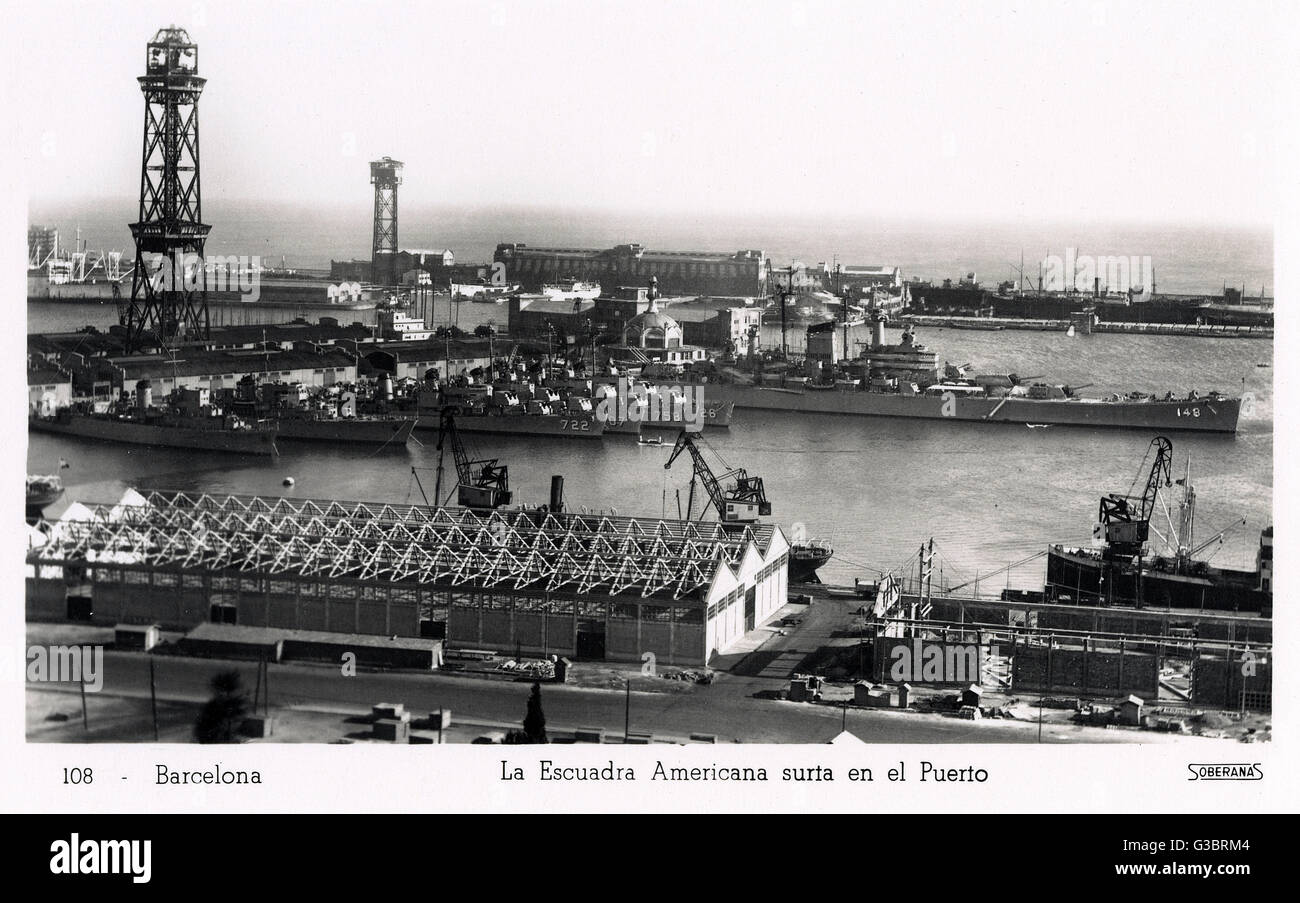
[11,0,1295,225]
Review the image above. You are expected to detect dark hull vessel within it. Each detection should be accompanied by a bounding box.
[414,411,606,439]
[703,383,1240,432]
[1045,544,1270,614]
[30,412,279,456]
[276,415,417,446]
[788,541,833,583]
[1041,439,1270,614]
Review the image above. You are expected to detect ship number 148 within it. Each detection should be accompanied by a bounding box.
[1176,407,1201,418]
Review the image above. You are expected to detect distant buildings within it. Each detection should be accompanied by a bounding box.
[27,319,497,400]
[494,242,768,297]
[28,367,73,414]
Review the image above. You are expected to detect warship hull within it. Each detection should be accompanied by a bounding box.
[701,384,1241,433]
[277,416,417,445]
[414,412,605,439]
[29,414,279,455]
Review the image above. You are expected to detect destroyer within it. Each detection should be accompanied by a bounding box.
[30,382,278,457]
[229,376,416,446]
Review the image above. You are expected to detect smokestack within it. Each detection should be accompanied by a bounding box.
[1094,277,1100,299]
[549,475,565,513]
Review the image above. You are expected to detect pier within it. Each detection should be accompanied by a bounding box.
[900,314,1273,339]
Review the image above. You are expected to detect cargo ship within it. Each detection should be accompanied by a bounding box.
[686,316,1243,433]
[28,227,375,310]
[908,274,1274,329]
[788,538,834,583]
[1043,437,1271,614]
[541,277,601,302]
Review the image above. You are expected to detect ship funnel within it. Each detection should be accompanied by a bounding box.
[136,379,152,412]
[550,475,565,513]
[871,314,886,348]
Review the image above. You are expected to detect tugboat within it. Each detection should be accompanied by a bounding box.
[26,473,65,522]
[1045,436,1271,613]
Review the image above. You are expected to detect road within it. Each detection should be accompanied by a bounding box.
[36,650,1187,744]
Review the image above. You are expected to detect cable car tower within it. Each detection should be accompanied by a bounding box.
[370,157,404,285]
[121,26,211,352]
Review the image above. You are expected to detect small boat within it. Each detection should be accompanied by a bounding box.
[789,539,834,583]
[1026,423,1051,429]
[637,435,665,446]
[26,473,65,517]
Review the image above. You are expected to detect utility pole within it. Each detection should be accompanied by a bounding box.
[836,259,848,365]
[253,655,263,716]
[150,657,159,741]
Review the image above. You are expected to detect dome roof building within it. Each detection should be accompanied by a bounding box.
[621,278,683,350]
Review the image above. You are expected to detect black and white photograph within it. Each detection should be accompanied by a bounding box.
[5,0,1297,842]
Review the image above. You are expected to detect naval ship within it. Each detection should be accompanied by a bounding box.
[29,399,279,456]
[691,315,1243,433]
[228,376,417,447]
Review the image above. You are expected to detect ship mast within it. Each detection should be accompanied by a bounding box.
[1175,453,1196,571]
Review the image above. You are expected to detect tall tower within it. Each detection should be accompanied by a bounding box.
[370,157,403,285]
[121,26,210,352]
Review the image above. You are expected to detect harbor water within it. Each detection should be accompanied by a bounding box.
[27,316,1273,591]
[26,206,1273,589]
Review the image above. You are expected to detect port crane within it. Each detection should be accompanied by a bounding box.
[664,429,770,524]
[1095,436,1172,605]
[424,408,512,510]
[1099,436,1172,555]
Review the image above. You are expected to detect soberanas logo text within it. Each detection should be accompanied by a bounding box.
[49,834,151,884]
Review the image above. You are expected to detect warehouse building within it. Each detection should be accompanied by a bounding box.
[27,491,790,667]
[495,242,768,297]
[103,347,360,397]
[28,366,74,414]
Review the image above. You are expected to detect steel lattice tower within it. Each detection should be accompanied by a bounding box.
[121,26,211,352]
[370,157,403,285]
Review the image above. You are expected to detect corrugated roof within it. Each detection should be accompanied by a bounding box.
[32,491,780,602]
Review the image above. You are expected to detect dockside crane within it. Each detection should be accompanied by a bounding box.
[664,430,770,524]
[431,408,512,510]
[1097,435,1172,605]
[1099,436,1173,554]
